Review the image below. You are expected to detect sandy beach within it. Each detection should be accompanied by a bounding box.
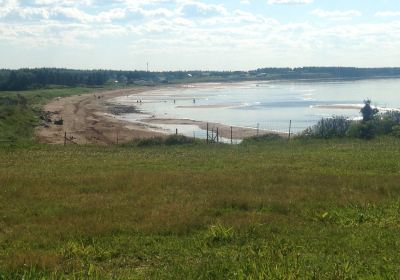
[36,87,164,145]
[36,84,286,145]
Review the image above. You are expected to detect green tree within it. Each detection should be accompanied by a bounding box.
[360,99,378,122]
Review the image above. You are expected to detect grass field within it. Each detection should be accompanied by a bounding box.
[1,137,400,279]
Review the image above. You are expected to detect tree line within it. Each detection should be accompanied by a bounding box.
[1,67,400,91]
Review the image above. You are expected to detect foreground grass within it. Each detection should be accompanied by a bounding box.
[1,138,400,279]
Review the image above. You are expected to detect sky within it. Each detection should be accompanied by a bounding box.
[0,0,399,71]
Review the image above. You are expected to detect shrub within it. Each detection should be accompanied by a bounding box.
[347,122,375,139]
[301,116,351,139]
[164,135,196,145]
[374,111,400,135]
[135,135,196,147]
[135,137,164,147]
[392,125,400,137]
[361,99,379,122]
[241,133,284,144]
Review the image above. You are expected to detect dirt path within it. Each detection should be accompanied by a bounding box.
[36,88,162,145]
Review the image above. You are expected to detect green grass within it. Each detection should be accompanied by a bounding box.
[0,87,95,143]
[1,138,400,278]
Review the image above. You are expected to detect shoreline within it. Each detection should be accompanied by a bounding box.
[36,84,287,145]
[36,87,165,145]
[140,118,288,140]
[36,76,400,145]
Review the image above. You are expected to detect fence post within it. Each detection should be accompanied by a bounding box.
[230,126,233,144]
[176,128,178,135]
[288,120,292,141]
[216,128,219,143]
[64,132,67,146]
[206,123,209,144]
[116,130,119,144]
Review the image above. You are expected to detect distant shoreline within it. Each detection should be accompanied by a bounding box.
[182,75,400,85]
[2,67,400,92]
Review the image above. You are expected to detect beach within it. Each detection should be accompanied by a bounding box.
[36,78,400,145]
[36,84,283,145]
[36,87,163,145]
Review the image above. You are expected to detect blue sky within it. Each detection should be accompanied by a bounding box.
[0,0,399,70]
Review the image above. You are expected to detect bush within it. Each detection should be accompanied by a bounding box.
[135,135,196,147]
[301,100,400,140]
[164,135,196,145]
[347,122,375,139]
[241,133,284,144]
[361,99,379,122]
[392,125,400,137]
[301,116,351,139]
[135,137,164,147]
[374,111,400,135]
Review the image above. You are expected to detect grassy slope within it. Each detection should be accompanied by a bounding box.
[0,88,94,142]
[1,138,400,279]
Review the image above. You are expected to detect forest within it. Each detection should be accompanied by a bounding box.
[1,67,400,91]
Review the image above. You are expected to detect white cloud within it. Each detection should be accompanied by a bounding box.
[310,9,361,21]
[375,11,400,17]
[177,1,228,18]
[268,0,313,5]
[0,0,399,69]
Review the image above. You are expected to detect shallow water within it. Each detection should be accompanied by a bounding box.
[114,79,400,138]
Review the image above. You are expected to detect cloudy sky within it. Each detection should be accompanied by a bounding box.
[0,0,399,70]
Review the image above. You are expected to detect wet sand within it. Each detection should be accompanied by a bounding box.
[141,118,287,140]
[36,85,286,145]
[312,104,363,110]
[175,104,238,109]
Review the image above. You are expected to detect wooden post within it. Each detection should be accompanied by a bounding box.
[206,123,209,144]
[64,132,67,146]
[230,126,233,144]
[216,128,219,143]
[176,128,178,135]
[116,131,119,144]
[288,120,292,141]
[211,128,214,142]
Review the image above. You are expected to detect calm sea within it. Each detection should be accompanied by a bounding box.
[113,78,400,138]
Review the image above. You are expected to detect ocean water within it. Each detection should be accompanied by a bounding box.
[113,79,400,137]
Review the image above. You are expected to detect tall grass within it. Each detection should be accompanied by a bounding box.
[1,138,400,278]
